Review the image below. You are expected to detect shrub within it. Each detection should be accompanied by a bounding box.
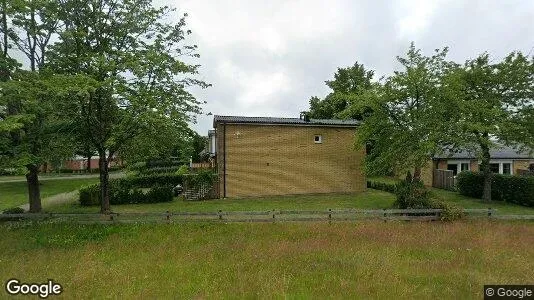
[79,173,180,206]
[79,184,101,206]
[430,200,464,221]
[394,180,431,209]
[2,207,25,214]
[140,166,181,176]
[175,165,190,176]
[124,173,183,187]
[457,171,534,207]
[367,180,397,193]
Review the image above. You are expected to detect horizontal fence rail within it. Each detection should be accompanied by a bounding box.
[1,209,534,224]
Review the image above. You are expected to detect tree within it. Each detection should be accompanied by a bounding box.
[48,0,210,213]
[0,71,76,212]
[443,52,533,201]
[306,62,375,120]
[356,44,455,182]
[0,0,64,212]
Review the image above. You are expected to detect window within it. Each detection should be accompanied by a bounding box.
[314,135,322,144]
[502,163,511,175]
[461,163,469,172]
[447,164,458,176]
[490,163,500,173]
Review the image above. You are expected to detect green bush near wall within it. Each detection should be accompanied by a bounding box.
[367,180,397,193]
[79,174,182,206]
[457,171,534,207]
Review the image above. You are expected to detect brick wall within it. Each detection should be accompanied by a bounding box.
[216,123,366,198]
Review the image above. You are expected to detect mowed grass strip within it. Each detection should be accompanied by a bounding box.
[0,221,533,299]
[44,189,396,213]
[0,178,99,211]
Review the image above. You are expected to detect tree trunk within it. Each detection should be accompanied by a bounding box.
[412,166,422,183]
[480,143,492,202]
[86,152,92,173]
[98,151,111,213]
[26,164,41,213]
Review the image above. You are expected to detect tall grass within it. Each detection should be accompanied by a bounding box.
[1,221,533,298]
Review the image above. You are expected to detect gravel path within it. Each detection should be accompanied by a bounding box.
[19,191,78,211]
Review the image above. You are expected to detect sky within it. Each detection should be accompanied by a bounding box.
[162,0,534,135]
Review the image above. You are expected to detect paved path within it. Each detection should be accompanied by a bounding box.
[19,191,78,211]
[0,172,124,183]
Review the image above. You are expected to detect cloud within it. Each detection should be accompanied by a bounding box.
[160,0,534,134]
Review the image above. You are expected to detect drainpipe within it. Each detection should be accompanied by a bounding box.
[223,123,226,198]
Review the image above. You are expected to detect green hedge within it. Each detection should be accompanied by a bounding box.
[79,183,174,206]
[367,180,397,193]
[79,173,182,206]
[457,171,534,207]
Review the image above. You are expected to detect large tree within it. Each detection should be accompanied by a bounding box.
[443,52,533,201]
[47,0,209,213]
[306,62,375,120]
[356,44,456,181]
[0,0,66,212]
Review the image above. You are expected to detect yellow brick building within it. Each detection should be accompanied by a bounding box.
[212,115,366,198]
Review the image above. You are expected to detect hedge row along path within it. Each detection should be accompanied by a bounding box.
[3,209,534,224]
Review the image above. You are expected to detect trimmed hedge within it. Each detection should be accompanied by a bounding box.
[79,183,174,206]
[457,171,534,207]
[79,173,182,206]
[367,180,397,193]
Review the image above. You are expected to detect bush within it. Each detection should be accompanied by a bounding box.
[175,165,190,176]
[79,173,181,206]
[430,200,464,221]
[2,207,25,214]
[367,180,397,193]
[394,180,432,209]
[140,166,182,176]
[457,171,534,207]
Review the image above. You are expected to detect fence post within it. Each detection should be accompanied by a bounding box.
[328,209,332,224]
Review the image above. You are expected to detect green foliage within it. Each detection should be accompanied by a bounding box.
[393,180,432,209]
[367,180,397,193]
[175,165,190,176]
[2,207,25,214]
[306,62,375,120]
[79,173,182,206]
[356,44,456,178]
[429,200,464,221]
[79,183,174,206]
[457,171,534,207]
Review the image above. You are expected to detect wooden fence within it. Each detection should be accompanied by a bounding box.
[433,169,456,190]
[1,209,533,224]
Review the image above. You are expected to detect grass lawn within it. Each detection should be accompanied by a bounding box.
[0,178,99,211]
[1,221,533,298]
[44,189,396,213]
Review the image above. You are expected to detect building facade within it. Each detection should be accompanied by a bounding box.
[212,115,366,198]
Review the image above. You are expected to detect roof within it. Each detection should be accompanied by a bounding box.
[435,145,533,160]
[213,115,361,128]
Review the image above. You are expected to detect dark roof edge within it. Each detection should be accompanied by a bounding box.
[213,115,361,128]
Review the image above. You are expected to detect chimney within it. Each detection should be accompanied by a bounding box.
[300,112,310,122]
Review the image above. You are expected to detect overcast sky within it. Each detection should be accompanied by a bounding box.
[159,0,534,135]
